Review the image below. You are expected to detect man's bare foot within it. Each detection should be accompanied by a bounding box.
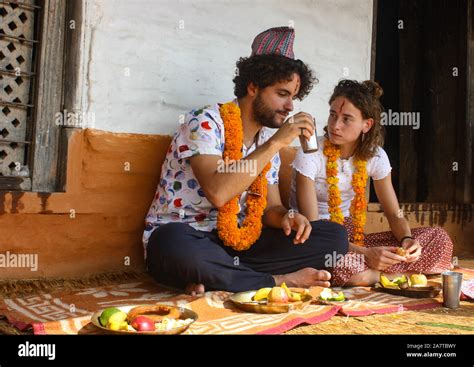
[184,283,205,296]
[273,267,331,288]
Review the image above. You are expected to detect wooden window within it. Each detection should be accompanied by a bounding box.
[0,0,39,189]
[0,0,71,192]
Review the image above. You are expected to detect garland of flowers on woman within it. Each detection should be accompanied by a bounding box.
[290,79,454,286]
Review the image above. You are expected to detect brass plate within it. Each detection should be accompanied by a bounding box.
[229,290,313,314]
[372,281,442,299]
[91,304,198,335]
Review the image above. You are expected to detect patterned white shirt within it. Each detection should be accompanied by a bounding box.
[143,101,281,250]
[289,136,392,218]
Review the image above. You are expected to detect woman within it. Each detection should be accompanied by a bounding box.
[290,79,454,286]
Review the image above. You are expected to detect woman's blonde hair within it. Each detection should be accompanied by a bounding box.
[324,79,385,161]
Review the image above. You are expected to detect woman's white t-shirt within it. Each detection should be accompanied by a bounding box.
[289,136,392,219]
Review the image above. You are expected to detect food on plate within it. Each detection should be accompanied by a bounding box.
[267,287,289,303]
[253,287,272,302]
[319,288,345,302]
[409,273,428,287]
[99,307,122,327]
[106,311,128,330]
[395,247,407,257]
[127,304,181,323]
[379,273,428,290]
[108,320,129,331]
[392,275,411,289]
[96,304,195,333]
[130,316,156,331]
[154,317,194,332]
[281,282,302,302]
[379,275,400,289]
[252,283,307,304]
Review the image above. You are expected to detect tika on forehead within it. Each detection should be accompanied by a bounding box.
[338,99,345,113]
[331,98,346,114]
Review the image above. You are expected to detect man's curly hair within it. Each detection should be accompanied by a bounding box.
[233,54,317,100]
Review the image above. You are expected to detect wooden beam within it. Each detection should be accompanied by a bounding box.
[31,0,67,192]
[0,177,31,191]
[58,0,84,192]
[466,0,474,203]
[370,0,378,81]
[398,0,419,202]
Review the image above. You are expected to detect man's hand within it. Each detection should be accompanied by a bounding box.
[270,112,315,148]
[282,211,312,245]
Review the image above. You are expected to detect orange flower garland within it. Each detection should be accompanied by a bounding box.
[323,139,368,245]
[216,102,271,251]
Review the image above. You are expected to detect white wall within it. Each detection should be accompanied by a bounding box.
[80,0,374,135]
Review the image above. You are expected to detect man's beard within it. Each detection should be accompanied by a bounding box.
[252,94,284,129]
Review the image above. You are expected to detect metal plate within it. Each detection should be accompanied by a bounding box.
[90,304,198,335]
[372,281,441,299]
[229,290,313,314]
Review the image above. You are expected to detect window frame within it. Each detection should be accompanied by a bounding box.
[0,0,82,192]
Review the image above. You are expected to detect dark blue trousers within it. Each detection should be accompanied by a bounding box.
[146,220,348,292]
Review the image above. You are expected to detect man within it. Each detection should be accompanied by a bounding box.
[144,26,348,295]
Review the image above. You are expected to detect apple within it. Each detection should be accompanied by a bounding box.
[130,316,156,331]
[410,274,428,287]
[267,287,289,303]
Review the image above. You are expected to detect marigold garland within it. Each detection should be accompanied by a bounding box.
[323,139,368,246]
[216,102,271,251]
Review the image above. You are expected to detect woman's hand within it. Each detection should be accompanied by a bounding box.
[401,238,422,263]
[282,211,312,245]
[364,246,407,271]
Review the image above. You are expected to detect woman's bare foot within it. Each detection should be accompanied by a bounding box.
[345,269,381,286]
[184,283,205,296]
[346,270,416,286]
[273,267,332,288]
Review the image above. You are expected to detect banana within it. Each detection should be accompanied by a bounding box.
[380,275,399,289]
[253,287,272,301]
[281,282,303,302]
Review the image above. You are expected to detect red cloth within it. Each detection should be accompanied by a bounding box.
[330,218,454,286]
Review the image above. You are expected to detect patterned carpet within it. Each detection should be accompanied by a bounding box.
[0,261,472,335]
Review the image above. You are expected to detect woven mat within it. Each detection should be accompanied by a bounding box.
[1,267,472,335]
[0,275,338,335]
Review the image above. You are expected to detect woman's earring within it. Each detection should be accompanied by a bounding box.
[361,133,366,143]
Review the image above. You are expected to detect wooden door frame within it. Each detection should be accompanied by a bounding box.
[466,0,473,203]
[371,0,472,204]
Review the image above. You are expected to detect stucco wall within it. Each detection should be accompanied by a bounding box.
[0,130,471,280]
[80,0,374,135]
[1,1,471,282]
